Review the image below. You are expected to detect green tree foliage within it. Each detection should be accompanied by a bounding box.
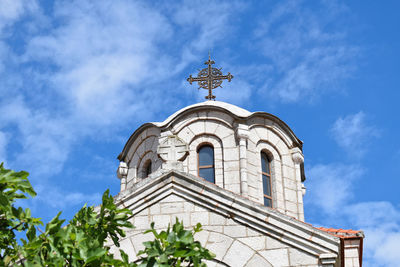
[0,163,215,267]
[136,219,215,267]
[17,190,135,266]
[0,163,42,264]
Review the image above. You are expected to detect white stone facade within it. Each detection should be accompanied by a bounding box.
[114,101,364,266]
[117,101,305,221]
[111,171,341,267]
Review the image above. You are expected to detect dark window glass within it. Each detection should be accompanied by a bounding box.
[198,145,215,184]
[199,168,215,183]
[199,146,214,166]
[264,197,272,207]
[261,152,272,207]
[262,174,271,196]
[261,153,270,173]
[145,161,152,177]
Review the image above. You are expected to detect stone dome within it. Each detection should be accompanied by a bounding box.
[117,100,306,220]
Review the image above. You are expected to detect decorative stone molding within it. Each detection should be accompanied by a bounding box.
[319,253,338,266]
[290,147,305,221]
[188,134,224,188]
[114,170,341,263]
[235,124,250,197]
[291,147,304,164]
[255,142,283,210]
[137,151,161,179]
[302,183,306,196]
[117,161,128,191]
[235,123,250,140]
[157,135,189,171]
[111,99,363,266]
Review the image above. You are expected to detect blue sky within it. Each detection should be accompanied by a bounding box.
[0,0,399,265]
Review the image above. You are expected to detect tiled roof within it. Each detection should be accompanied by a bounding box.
[317,227,364,238]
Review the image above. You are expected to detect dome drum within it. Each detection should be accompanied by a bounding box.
[117,101,306,221]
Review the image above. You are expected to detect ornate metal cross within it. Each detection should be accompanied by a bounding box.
[187,55,234,100]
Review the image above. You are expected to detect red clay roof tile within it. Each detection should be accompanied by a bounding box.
[316,227,364,238]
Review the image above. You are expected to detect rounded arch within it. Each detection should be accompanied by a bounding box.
[126,229,273,267]
[260,148,274,161]
[174,117,234,136]
[188,134,224,188]
[201,230,273,267]
[137,151,161,180]
[249,124,293,149]
[196,141,214,152]
[124,127,160,162]
[256,141,283,210]
[127,135,159,165]
[118,101,303,162]
[250,125,290,157]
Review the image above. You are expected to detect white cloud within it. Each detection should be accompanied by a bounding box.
[0,0,38,31]
[331,111,379,157]
[20,0,244,127]
[35,183,101,209]
[0,1,173,177]
[0,0,241,194]
[172,0,242,52]
[305,163,364,214]
[0,98,73,175]
[305,162,400,267]
[25,0,174,125]
[253,1,357,103]
[344,202,400,267]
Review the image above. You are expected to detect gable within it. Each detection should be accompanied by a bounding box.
[112,193,323,266]
[113,170,340,266]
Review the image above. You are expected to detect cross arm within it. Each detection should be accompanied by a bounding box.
[217,73,234,82]
[187,75,207,84]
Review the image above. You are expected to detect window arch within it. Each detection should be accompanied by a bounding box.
[261,152,272,207]
[197,144,215,183]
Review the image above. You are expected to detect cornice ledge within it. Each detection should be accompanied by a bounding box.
[115,170,340,257]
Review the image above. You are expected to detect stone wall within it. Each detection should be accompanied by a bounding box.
[344,239,362,267]
[118,103,305,221]
[110,194,321,267]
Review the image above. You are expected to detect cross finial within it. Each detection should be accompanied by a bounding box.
[187,54,234,100]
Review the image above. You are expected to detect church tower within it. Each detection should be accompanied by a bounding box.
[112,57,363,267]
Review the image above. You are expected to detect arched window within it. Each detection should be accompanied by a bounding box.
[261,152,272,207]
[144,160,152,178]
[197,145,215,183]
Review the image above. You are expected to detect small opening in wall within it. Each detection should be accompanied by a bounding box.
[144,160,152,178]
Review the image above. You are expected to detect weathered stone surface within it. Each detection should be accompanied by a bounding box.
[119,101,307,221]
[259,248,290,267]
[289,247,319,265]
[222,240,254,267]
[238,236,266,251]
[223,225,247,238]
[246,253,273,267]
[112,178,341,266]
[113,100,358,266]
[207,231,234,259]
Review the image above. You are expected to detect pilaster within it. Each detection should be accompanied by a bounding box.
[117,161,128,191]
[291,147,305,221]
[235,124,249,197]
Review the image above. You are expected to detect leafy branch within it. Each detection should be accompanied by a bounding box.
[0,163,215,267]
[136,219,215,267]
